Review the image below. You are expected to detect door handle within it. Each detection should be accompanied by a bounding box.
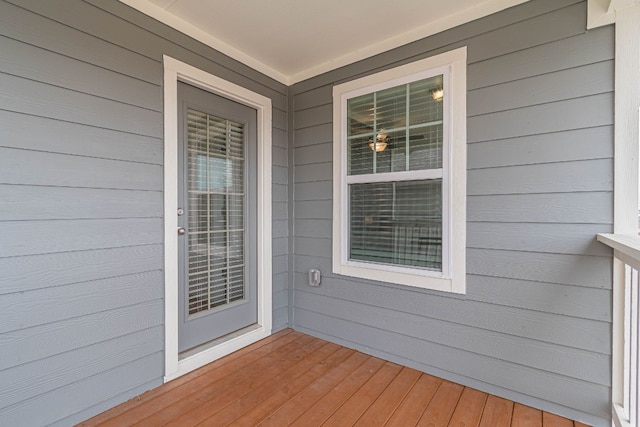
[177,227,186,236]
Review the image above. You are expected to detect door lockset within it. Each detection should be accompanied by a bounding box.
[177,208,184,216]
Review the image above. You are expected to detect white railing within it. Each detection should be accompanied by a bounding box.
[597,234,640,427]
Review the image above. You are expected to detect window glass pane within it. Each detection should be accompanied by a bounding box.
[376,85,406,131]
[348,136,374,175]
[375,129,405,174]
[349,180,442,270]
[348,93,374,137]
[347,75,444,176]
[409,76,443,125]
[409,124,442,170]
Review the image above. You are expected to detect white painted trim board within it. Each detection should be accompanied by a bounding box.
[121,0,528,85]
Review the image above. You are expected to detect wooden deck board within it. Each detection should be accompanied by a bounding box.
[164,336,327,426]
[385,373,442,426]
[513,403,543,427]
[542,412,574,427]
[354,366,422,426]
[289,356,386,426]
[133,334,315,426]
[79,329,296,426]
[199,341,341,425]
[448,387,489,426]
[479,395,514,427]
[257,351,369,425]
[418,380,464,426]
[322,361,403,426]
[79,329,593,427]
[225,346,354,426]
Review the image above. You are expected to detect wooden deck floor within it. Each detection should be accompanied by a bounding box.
[80,329,590,427]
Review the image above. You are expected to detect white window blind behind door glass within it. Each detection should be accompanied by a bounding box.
[186,109,245,315]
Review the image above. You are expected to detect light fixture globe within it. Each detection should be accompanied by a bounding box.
[431,88,444,102]
[369,133,389,152]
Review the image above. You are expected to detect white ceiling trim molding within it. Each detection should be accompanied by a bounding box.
[588,0,616,28]
[121,0,529,85]
[609,0,640,11]
[119,0,290,84]
[290,0,529,84]
[590,0,640,28]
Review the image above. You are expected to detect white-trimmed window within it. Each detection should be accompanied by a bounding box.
[332,47,467,293]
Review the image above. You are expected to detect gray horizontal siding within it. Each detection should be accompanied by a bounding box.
[1,352,164,426]
[0,0,288,424]
[0,185,163,221]
[0,147,163,190]
[273,128,288,149]
[3,0,287,103]
[272,307,290,333]
[466,275,611,322]
[467,222,611,255]
[0,110,163,164]
[468,159,612,195]
[0,72,163,138]
[273,165,288,185]
[468,93,613,143]
[294,200,333,219]
[273,146,289,167]
[0,245,163,295]
[294,289,610,385]
[291,0,585,94]
[53,378,161,427]
[0,300,163,371]
[292,272,610,355]
[0,35,162,111]
[0,326,163,408]
[295,142,332,165]
[0,1,160,85]
[467,126,613,169]
[467,248,612,289]
[468,192,612,223]
[290,1,613,426]
[468,24,614,90]
[0,271,163,334]
[292,123,332,147]
[0,219,162,258]
[273,236,289,255]
[468,60,613,116]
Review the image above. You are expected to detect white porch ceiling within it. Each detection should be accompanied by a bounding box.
[120,0,530,84]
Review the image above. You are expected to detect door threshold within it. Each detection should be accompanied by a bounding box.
[179,323,261,360]
[165,323,270,382]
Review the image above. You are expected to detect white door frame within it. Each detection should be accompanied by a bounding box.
[163,55,272,382]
